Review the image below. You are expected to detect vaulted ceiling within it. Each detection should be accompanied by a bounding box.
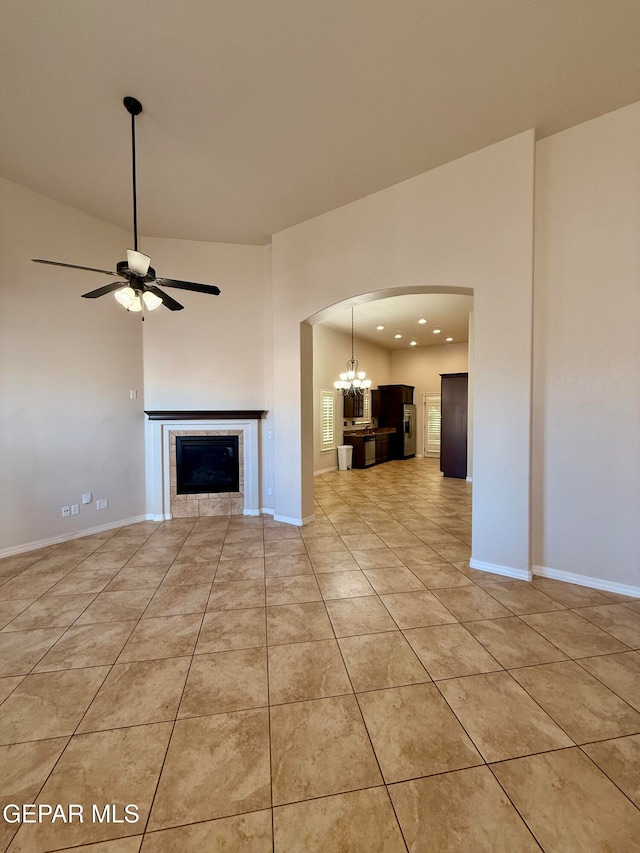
[2,0,639,245]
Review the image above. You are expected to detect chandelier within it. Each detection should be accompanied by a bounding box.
[334,307,372,396]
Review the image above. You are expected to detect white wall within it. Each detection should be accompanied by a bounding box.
[532,102,640,591]
[313,325,391,473]
[140,236,273,512]
[390,342,468,456]
[141,237,268,410]
[272,130,535,575]
[0,179,145,553]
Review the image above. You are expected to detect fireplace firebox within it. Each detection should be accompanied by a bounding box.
[176,435,240,494]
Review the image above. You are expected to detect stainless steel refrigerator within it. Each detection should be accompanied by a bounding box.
[402,404,417,458]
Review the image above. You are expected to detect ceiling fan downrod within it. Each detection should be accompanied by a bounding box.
[123,96,143,252]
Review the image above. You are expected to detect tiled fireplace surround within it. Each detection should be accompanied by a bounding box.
[144,412,264,521]
[169,430,245,518]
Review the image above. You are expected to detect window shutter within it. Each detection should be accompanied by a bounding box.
[426,395,441,453]
[363,389,371,422]
[321,390,335,451]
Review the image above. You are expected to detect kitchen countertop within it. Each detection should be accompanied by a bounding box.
[343,428,397,436]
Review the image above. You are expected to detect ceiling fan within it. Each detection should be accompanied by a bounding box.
[32,96,221,315]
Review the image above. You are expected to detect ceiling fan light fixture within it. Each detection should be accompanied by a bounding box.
[114,286,136,308]
[32,96,221,315]
[142,290,162,311]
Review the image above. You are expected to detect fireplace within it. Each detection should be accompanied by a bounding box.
[176,435,239,494]
[144,411,265,520]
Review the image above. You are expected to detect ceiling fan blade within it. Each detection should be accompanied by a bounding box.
[146,285,184,311]
[155,278,221,296]
[82,282,129,299]
[33,259,119,276]
[127,249,151,276]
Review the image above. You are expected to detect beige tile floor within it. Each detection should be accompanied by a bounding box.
[1,457,640,851]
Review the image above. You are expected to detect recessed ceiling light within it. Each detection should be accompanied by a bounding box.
[394,333,402,339]
[376,325,384,330]
[433,329,441,334]
[418,318,427,325]
[410,340,417,346]
[446,337,453,342]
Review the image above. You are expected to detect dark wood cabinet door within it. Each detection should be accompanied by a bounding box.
[378,384,414,411]
[371,390,381,419]
[440,373,468,479]
[343,395,364,419]
[375,434,389,463]
[343,437,365,467]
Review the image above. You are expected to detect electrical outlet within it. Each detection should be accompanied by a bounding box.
[71,504,79,516]
[96,498,108,510]
[61,506,70,518]
[267,487,273,496]
[82,492,92,504]
[129,389,137,399]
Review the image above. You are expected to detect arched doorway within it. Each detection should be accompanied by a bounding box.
[269,130,534,580]
[303,286,482,570]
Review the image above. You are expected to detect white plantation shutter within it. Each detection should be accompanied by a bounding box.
[321,390,335,451]
[363,389,371,422]
[426,394,442,454]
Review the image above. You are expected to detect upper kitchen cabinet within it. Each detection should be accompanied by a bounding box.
[343,394,364,419]
[377,384,414,405]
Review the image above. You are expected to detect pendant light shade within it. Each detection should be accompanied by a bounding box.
[114,286,136,308]
[142,290,162,310]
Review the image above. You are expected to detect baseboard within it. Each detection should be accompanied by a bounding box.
[147,513,171,522]
[243,509,261,517]
[466,476,473,483]
[273,512,316,527]
[260,507,275,516]
[533,565,640,599]
[0,515,150,559]
[469,558,531,581]
[315,466,338,475]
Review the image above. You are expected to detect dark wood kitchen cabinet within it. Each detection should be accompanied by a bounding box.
[371,390,381,420]
[375,433,389,463]
[343,394,364,419]
[377,384,414,407]
[377,384,415,459]
[343,429,395,468]
[440,372,468,479]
